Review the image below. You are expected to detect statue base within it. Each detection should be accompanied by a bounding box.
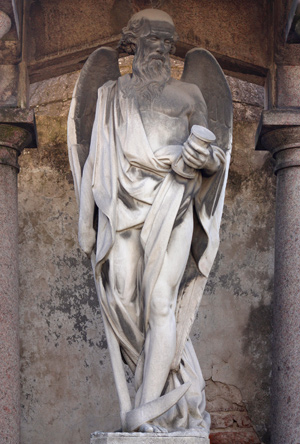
[91,431,210,443]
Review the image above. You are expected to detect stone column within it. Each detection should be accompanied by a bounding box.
[0,1,35,441]
[0,122,33,444]
[256,113,300,444]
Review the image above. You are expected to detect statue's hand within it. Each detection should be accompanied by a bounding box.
[182,141,221,174]
[182,139,210,170]
[78,223,96,256]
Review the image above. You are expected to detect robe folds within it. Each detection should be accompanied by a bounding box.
[82,74,227,432]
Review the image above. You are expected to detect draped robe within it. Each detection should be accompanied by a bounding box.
[81,74,226,432]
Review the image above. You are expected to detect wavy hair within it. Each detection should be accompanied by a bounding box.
[118,16,178,55]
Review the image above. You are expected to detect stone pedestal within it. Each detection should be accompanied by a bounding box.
[91,432,210,444]
[256,111,300,444]
[0,110,36,444]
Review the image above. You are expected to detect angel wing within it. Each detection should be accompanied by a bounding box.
[182,48,232,151]
[173,49,233,369]
[67,47,121,204]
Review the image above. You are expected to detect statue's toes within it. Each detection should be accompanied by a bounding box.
[139,423,168,433]
[139,423,154,433]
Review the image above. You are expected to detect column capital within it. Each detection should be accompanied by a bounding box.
[0,124,31,171]
[255,109,300,174]
[0,108,37,147]
[0,107,37,171]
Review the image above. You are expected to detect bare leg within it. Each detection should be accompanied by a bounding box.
[107,228,143,323]
[139,204,193,410]
[100,207,193,433]
[139,291,177,405]
[100,228,143,428]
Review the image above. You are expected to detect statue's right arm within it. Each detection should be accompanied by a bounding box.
[78,155,96,256]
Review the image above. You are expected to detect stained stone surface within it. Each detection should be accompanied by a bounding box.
[0,10,11,38]
[0,64,18,107]
[90,432,209,444]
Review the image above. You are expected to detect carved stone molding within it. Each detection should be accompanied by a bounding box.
[260,126,300,173]
[0,124,32,171]
[91,432,210,443]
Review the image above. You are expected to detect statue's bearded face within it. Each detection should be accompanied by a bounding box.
[131,20,174,102]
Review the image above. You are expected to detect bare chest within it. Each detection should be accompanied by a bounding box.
[138,85,193,149]
[140,109,189,151]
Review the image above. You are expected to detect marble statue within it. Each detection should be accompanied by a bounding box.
[68,8,232,437]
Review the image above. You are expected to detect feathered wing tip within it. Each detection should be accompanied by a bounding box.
[67,47,121,204]
[181,48,233,152]
[173,49,233,368]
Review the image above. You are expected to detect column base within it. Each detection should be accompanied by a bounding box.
[91,431,210,444]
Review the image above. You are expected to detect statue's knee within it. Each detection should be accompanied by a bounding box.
[150,293,172,320]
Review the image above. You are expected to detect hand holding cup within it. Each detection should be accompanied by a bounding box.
[172,125,216,179]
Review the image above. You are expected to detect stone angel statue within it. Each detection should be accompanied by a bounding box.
[68,9,232,438]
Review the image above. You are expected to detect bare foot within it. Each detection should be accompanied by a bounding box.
[139,423,168,433]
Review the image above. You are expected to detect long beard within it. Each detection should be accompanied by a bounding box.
[128,47,171,103]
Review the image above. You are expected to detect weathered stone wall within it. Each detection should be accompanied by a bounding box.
[18,58,275,444]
